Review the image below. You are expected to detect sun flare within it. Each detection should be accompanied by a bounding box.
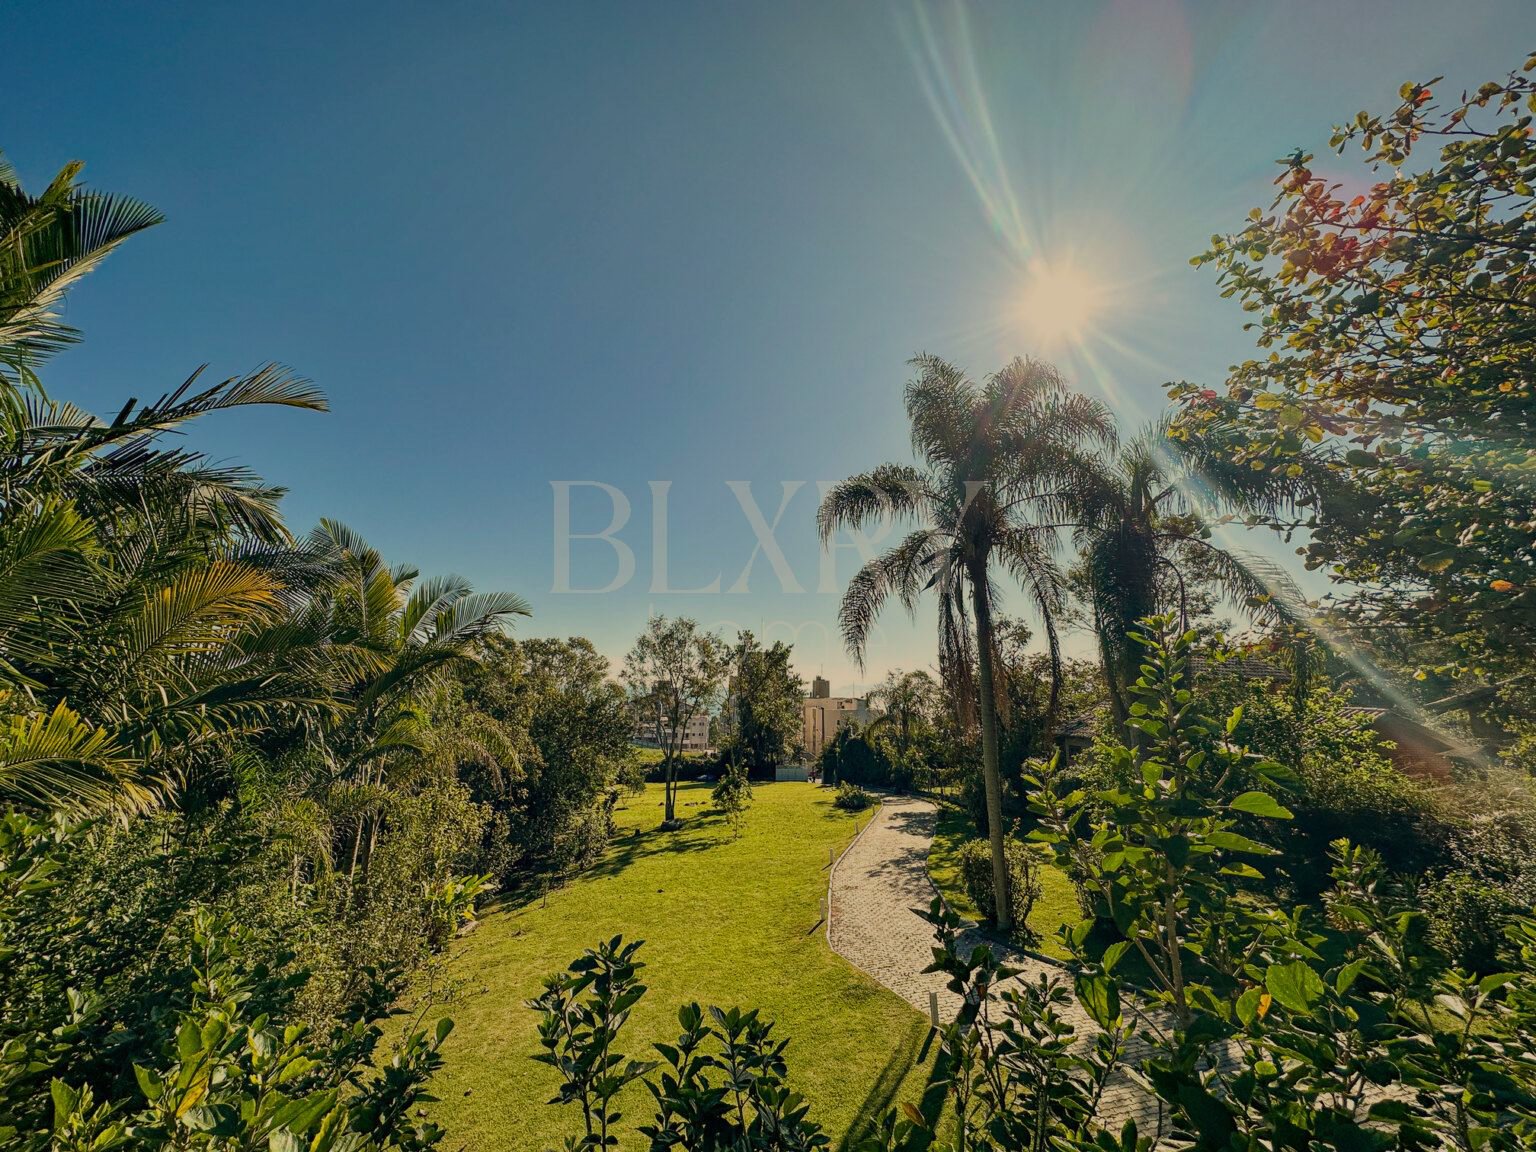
[1018,257,1107,350]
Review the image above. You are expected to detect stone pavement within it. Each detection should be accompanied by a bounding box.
[826,794,1168,1137]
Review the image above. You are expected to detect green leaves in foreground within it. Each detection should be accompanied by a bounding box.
[1227,790,1294,820]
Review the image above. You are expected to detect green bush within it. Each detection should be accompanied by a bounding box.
[956,835,1042,943]
[1424,869,1515,974]
[832,782,874,812]
[818,729,892,788]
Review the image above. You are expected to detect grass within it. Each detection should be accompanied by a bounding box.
[430,782,940,1150]
[925,804,1082,961]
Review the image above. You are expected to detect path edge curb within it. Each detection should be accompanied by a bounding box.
[823,794,888,948]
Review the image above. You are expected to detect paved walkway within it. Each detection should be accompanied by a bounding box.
[827,795,1165,1136]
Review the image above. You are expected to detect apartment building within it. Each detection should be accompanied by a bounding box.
[801,675,873,758]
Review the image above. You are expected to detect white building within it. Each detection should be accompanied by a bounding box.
[632,710,713,753]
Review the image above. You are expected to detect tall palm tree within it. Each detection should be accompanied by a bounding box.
[1076,422,1306,729]
[819,355,1115,931]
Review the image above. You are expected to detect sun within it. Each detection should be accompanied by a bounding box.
[1018,256,1106,350]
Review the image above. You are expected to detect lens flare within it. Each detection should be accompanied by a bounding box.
[1018,257,1106,350]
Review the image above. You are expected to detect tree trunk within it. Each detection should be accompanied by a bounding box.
[969,559,1013,933]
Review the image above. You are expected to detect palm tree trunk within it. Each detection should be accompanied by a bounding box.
[968,558,1013,934]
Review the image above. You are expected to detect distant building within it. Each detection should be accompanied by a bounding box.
[802,677,873,759]
[632,710,713,753]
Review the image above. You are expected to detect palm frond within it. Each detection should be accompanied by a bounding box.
[816,463,929,544]
[837,530,943,665]
[0,698,150,814]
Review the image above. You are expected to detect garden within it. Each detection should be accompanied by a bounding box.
[3,43,1536,1152]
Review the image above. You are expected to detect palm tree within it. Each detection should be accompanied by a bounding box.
[1076,422,1306,729]
[300,519,531,878]
[0,153,162,392]
[0,367,331,811]
[819,355,1115,932]
[867,669,939,759]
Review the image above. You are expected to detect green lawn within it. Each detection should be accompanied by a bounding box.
[925,804,1082,961]
[430,782,939,1150]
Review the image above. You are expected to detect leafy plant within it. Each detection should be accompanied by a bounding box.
[531,936,657,1151]
[955,836,1043,944]
[712,765,753,838]
[533,938,827,1152]
[832,783,873,813]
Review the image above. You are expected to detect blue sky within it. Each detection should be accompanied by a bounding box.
[8,1,1533,690]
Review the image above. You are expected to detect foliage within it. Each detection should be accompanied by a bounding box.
[955,836,1042,945]
[0,156,530,1152]
[866,670,941,763]
[1029,616,1301,1023]
[448,635,635,876]
[816,729,906,791]
[1172,55,1536,676]
[819,354,1116,933]
[1071,424,1305,731]
[989,622,1106,828]
[712,765,753,837]
[531,936,657,1152]
[721,633,803,779]
[0,152,162,391]
[0,831,450,1152]
[1422,868,1513,974]
[624,617,731,826]
[925,806,1082,962]
[866,900,1139,1152]
[1030,617,1536,1151]
[1180,668,1456,895]
[532,937,828,1152]
[831,783,873,813]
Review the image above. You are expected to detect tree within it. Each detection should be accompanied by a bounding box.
[712,763,753,837]
[1171,55,1536,678]
[867,669,939,760]
[1074,423,1305,730]
[723,631,803,779]
[623,616,730,826]
[0,152,162,392]
[818,354,1115,932]
[447,634,635,872]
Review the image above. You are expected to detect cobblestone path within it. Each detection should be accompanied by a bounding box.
[826,795,1166,1136]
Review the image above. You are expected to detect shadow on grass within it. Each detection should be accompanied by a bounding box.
[836,1012,959,1152]
[489,810,729,912]
[836,1014,927,1152]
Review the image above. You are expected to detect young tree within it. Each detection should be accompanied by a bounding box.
[623,615,730,826]
[712,763,752,837]
[723,631,803,778]
[819,355,1115,931]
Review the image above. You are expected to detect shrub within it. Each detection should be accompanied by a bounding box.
[956,835,1042,943]
[818,729,897,789]
[549,793,618,874]
[1423,869,1514,974]
[832,782,874,812]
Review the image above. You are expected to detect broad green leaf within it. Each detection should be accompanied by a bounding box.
[1228,791,1293,819]
[1265,960,1325,1015]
